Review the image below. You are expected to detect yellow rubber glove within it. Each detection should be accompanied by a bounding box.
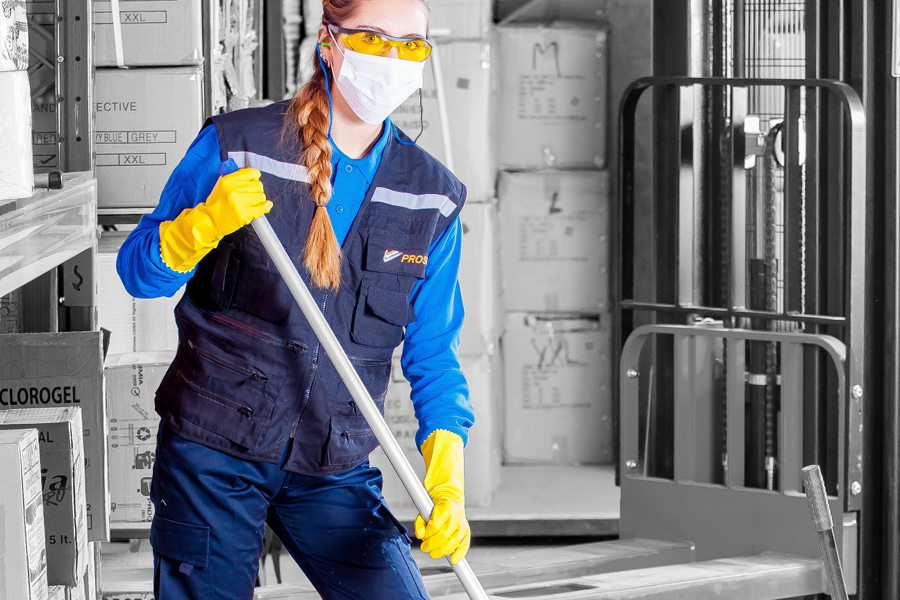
[158,167,273,273]
[415,430,470,564]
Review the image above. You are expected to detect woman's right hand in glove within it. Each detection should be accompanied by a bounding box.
[159,168,273,273]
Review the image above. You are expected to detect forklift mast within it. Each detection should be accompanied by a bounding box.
[613,1,897,598]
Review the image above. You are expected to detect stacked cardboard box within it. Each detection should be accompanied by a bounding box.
[0,428,49,600]
[369,352,502,510]
[104,352,174,526]
[1,0,33,199]
[496,7,612,466]
[92,0,204,210]
[98,233,182,355]
[390,41,496,202]
[0,333,110,542]
[0,408,89,586]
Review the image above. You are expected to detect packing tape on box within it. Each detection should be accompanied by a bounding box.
[109,0,125,68]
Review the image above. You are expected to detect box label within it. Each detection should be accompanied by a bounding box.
[94,11,169,25]
[96,153,168,167]
[96,131,177,144]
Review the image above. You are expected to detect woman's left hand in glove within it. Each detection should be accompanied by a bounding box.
[414,430,471,564]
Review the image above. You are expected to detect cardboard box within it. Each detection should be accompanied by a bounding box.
[93,0,203,67]
[31,93,59,171]
[105,352,174,524]
[0,408,88,586]
[458,200,501,356]
[369,353,502,509]
[0,333,110,542]
[94,67,204,210]
[97,249,183,356]
[0,70,34,200]
[497,23,607,169]
[391,41,495,201]
[2,0,28,71]
[502,313,613,465]
[498,170,609,313]
[0,429,49,600]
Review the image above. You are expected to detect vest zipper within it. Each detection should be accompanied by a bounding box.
[187,339,268,382]
[177,371,254,419]
[290,291,329,439]
[207,311,307,354]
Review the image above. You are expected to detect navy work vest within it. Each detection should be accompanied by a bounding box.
[154,101,466,476]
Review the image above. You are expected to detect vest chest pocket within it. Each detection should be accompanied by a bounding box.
[209,231,295,324]
[351,284,416,348]
[364,228,432,279]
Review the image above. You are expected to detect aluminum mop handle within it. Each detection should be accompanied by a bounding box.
[802,465,849,600]
[217,160,489,600]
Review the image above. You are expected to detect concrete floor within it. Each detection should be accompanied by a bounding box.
[102,465,620,596]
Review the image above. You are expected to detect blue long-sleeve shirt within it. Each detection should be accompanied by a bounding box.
[117,121,473,449]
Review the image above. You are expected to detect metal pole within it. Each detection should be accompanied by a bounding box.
[250,216,490,600]
[802,464,849,600]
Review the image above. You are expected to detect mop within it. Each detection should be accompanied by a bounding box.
[218,158,490,600]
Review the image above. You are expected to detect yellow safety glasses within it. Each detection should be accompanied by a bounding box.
[326,24,432,62]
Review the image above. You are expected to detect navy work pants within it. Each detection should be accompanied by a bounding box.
[149,423,429,599]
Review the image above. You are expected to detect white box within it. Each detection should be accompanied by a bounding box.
[0,333,110,542]
[1,0,28,71]
[48,587,66,600]
[497,23,607,169]
[370,353,501,509]
[0,429,48,600]
[430,0,493,39]
[94,67,204,210]
[105,352,174,525]
[498,170,609,313]
[97,249,182,356]
[93,0,203,67]
[458,200,501,356]
[0,408,89,586]
[0,70,34,200]
[391,41,495,201]
[502,313,613,465]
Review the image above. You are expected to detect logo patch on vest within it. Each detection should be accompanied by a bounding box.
[383,250,403,263]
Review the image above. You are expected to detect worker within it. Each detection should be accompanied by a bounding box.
[115,0,473,597]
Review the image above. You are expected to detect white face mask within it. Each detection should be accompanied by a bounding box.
[330,34,425,125]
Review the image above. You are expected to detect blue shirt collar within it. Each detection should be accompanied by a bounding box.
[329,119,392,185]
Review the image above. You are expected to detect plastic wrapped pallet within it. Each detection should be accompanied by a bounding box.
[496,22,607,169]
[1,0,28,71]
[369,353,502,509]
[0,408,89,586]
[498,170,609,313]
[502,313,613,465]
[0,429,48,600]
[93,0,203,67]
[94,67,203,209]
[0,70,33,200]
[105,352,173,525]
[391,41,495,201]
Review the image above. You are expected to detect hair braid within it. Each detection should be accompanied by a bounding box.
[286,58,342,291]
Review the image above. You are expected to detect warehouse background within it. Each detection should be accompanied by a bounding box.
[0,0,654,598]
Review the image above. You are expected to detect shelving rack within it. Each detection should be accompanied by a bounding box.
[1,0,97,333]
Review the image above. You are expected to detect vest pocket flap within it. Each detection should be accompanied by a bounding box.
[365,229,431,279]
[325,414,379,468]
[366,286,415,326]
[150,515,210,569]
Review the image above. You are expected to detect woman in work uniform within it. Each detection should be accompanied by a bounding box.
[116,0,473,597]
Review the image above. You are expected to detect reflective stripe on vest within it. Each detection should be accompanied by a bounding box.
[371,188,455,217]
[229,151,310,183]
